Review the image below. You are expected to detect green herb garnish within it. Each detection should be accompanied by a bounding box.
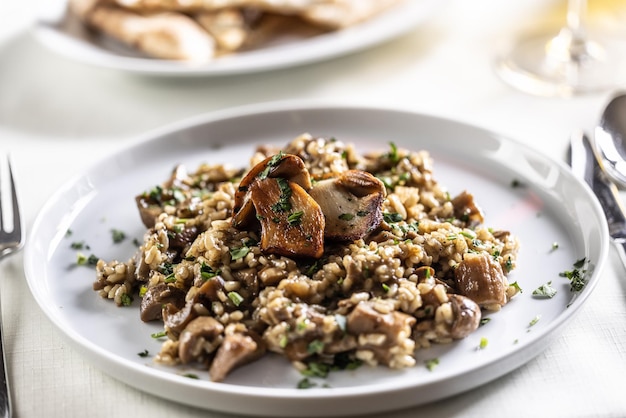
[228,291,244,306]
[532,281,557,298]
[528,315,541,327]
[120,293,133,306]
[388,142,399,163]
[383,212,403,223]
[111,229,126,243]
[151,331,167,339]
[288,210,304,226]
[478,337,488,349]
[559,257,587,292]
[425,358,439,371]
[271,177,292,213]
[338,213,354,221]
[297,378,317,389]
[230,246,250,261]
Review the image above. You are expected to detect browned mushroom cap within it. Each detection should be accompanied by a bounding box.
[448,294,482,339]
[250,177,325,258]
[454,252,507,308]
[308,170,386,241]
[163,275,226,337]
[139,283,186,322]
[451,190,485,227]
[232,153,312,228]
[178,316,224,364]
[135,165,189,228]
[209,330,266,382]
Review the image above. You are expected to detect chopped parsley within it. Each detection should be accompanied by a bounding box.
[338,213,354,221]
[383,212,403,223]
[158,261,174,276]
[230,246,250,261]
[504,256,513,272]
[70,241,89,250]
[259,151,285,180]
[307,340,325,354]
[200,262,220,281]
[425,358,439,371]
[301,361,330,378]
[287,210,304,226]
[297,378,317,389]
[388,142,399,164]
[76,252,99,266]
[528,314,541,327]
[111,229,126,243]
[182,373,199,379]
[271,178,292,213]
[532,281,557,298]
[479,317,491,326]
[137,349,149,358]
[120,293,133,306]
[460,230,476,240]
[509,281,522,293]
[559,258,587,292]
[151,331,167,339]
[478,337,488,349]
[228,291,244,306]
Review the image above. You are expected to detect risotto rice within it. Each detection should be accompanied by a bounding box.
[94,133,520,382]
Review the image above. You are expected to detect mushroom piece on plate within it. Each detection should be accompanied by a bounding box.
[308,169,386,241]
[232,153,324,258]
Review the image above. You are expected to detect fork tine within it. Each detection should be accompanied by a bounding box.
[8,158,22,244]
[0,157,22,245]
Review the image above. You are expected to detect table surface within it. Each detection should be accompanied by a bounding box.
[1,1,626,417]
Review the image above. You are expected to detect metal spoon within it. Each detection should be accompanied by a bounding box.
[595,92,626,188]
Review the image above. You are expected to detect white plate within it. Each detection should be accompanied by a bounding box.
[24,103,608,417]
[32,0,442,76]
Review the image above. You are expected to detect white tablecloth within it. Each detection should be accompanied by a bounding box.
[1,0,625,417]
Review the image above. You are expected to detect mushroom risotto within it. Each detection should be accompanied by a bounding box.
[94,134,520,382]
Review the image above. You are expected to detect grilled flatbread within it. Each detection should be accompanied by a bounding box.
[88,6,216,61]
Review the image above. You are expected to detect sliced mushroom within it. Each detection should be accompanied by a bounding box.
[454,252,507,308]
[163,275,226,336]
[232,153,312,229]
[250,177,325,258]
[451,190,485,227]
[346,301,416,367]
[139,283,186,322]
[178,316,224,364]
[209,330,266,382]
[448,294,481,339]
[135,165,189,228]
[308,170,386,241]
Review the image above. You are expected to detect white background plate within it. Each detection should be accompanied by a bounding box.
[32,0,442,76]
[24,103,608,417]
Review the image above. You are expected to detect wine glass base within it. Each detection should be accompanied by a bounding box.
[496,31,626,97]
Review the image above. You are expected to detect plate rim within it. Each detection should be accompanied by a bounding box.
[23,101,610,415]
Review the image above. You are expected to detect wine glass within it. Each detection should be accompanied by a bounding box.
[496,0,626,96]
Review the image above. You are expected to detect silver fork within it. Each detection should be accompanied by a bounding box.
[0,156,23,418]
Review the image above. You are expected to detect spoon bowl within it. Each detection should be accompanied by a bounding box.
[595,92,626,188]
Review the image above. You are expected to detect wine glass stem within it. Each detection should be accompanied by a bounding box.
[566,0,587,42]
